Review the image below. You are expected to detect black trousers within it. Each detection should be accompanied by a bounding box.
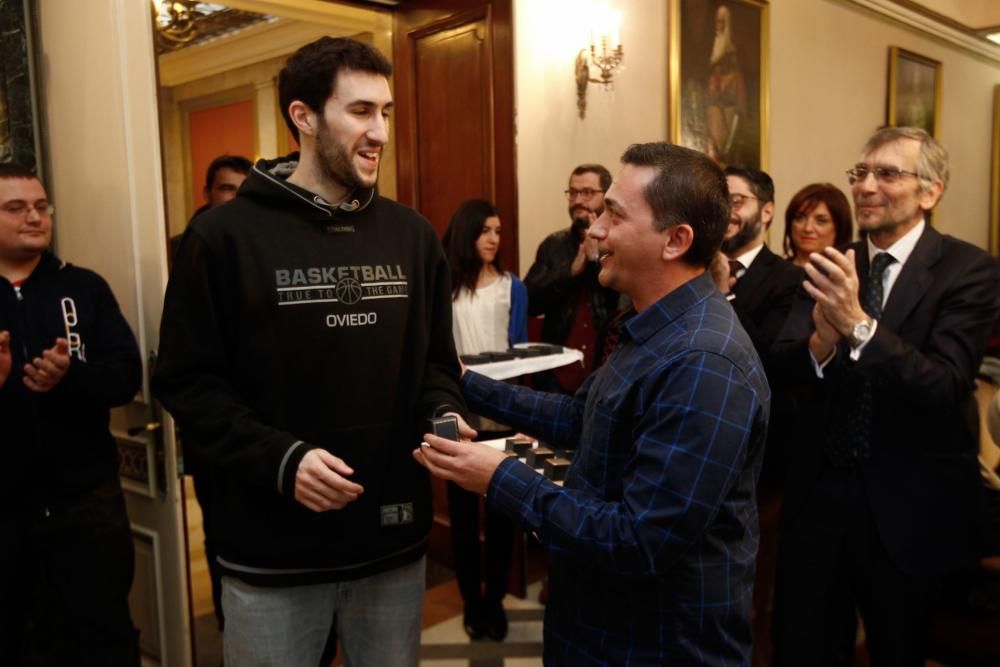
[773,467,943,667]
[0,479,140,666]
[447,478,515,608]
[192,471,224,629]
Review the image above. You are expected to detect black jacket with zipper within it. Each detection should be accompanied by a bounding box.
[153,155,466,586]
[0,252,142,511]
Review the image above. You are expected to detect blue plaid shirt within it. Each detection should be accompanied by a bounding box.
[464,272,769,666]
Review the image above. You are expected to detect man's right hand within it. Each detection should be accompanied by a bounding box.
[570,239,588,277]
[0,331,10,389]
[294,448,364,512]
[570,211,599,277]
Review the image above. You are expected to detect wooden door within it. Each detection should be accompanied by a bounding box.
[393,0,520,588]
[393,0,517,272]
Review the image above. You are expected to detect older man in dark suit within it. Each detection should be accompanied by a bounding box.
[771,126,1000,666]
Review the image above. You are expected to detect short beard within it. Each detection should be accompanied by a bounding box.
[721,213,762,255]
[315,117,369,194]
[711,32,735,65]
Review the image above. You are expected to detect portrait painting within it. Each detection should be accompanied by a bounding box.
[886,46,941,137]
[670,0,769,169]
[0,0,40,171]
[990,84,1000,257]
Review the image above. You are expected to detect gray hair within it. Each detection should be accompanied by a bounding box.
[861,126,949,193]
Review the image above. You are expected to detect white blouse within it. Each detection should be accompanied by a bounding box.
[451,272,512,356]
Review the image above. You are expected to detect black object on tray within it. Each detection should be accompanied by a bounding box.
[526,447,555,468]
[543,457,572,481]
[460,353,492,365]
[505,437,534,457]
[484,350,517,362]
[526,343,563,355]
[509,347,544,358]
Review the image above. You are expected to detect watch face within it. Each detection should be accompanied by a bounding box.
[851,320,872,346]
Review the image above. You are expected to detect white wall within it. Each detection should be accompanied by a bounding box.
[771,0,1000,248]
[514,0,669,271]
[513,0,1000,272]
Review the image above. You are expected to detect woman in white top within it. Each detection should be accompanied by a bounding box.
[442,199,527,642]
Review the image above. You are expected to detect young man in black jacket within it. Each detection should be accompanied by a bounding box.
[154,37,466,666]
[0,163,142,665]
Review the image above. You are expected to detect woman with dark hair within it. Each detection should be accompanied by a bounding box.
[441,199,527,641]
[783,183,854,267]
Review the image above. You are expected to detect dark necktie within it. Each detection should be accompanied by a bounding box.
[824,252,896,467]
[729,259,745,283]
[861,252,896,319]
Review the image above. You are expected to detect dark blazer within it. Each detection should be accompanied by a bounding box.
[730,245,804,489]
[523,227,619,353]
[731,244,804,363]
[771,225,1000,575]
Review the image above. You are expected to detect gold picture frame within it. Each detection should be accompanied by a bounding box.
[669,0,770,169]
[990,84,1000,257]
[886,46,942,137]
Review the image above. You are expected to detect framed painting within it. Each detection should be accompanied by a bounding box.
[990,84,1000,257]
[0,0,42,172]
[669,0,769,169]
[886,46,941,137]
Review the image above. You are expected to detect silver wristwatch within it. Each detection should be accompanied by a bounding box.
[847,318,875,348]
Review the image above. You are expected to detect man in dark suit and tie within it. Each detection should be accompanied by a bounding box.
[721,165,803,664]
[722,165,804,360]
[771,126,1000,666]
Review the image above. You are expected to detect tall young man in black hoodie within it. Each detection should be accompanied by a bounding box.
[0,163,142,665]
[154,38,467,666]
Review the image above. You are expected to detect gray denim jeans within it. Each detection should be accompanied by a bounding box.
[222,556,425,667]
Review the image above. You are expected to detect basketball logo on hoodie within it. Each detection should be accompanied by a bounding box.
[275,264,409,308]
[335,277,363,305]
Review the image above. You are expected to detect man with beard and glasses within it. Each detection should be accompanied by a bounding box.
[153,37,466,667]
[771,126,1000,665]
[721,165,802,361]
[524,164,621,395]
[719,164,802,665]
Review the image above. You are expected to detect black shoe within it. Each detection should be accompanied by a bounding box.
[484,601,508,642]
[463,604,487,640]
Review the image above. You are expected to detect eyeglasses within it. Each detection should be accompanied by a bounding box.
[1,202,55,218]
[729,193,758,209]
[564,188,604,200]
[845,166,920,185]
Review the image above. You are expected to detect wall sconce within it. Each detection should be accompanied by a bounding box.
[575,9,624,120]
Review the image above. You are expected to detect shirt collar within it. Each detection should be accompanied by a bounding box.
[866,219,924,266]
[733,242,765,270]
[623,272,718,345]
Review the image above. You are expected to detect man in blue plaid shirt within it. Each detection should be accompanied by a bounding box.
[416,142,770,666]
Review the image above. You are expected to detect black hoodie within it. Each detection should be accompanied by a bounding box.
[1,252,142,510]
[153,155,465,585]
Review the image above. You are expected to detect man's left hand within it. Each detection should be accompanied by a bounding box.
[23,338,70,393]
[413,433,508,496]
[802,248,868,336]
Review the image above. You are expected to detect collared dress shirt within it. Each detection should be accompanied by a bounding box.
[463,272,770,666]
